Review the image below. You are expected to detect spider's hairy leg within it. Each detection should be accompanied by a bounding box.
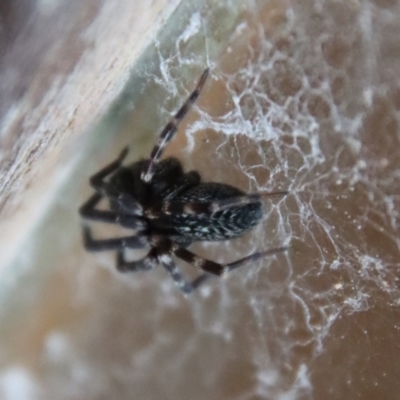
[190,273,210,290]
[116,251,155,272]
[162,190,289,215]
[79,193,146,229]
[117,249,205,294]
[86,146,142,214]
[159,255,205,295]
[113,193,143,215]
[225,246,289,272]
[141,68,209,183]
[162,170,201,200]
[173,246,289,277]
[83,226,147,251]
[146,237,207,294]
[89,147,129,191]
[173,247,226,276]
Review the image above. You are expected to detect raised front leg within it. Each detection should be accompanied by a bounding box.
[141,68,209,183]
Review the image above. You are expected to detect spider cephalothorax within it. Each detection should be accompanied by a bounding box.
[80,69,288,294]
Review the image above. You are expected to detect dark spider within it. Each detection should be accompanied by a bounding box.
[79,68,288,294]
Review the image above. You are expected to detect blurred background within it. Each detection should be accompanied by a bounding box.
[0,0,399,399]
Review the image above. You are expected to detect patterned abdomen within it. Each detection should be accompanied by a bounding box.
[171,183,263,241]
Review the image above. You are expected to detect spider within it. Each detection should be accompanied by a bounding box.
[79,68,288,294]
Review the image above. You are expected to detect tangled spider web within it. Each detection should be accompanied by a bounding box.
[1,1,399,400]
[120,2,399,398]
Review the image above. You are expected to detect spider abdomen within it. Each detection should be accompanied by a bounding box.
[171,182,263,242]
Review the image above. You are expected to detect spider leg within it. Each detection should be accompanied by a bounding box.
[172,247,226,276]
[158,255,207,294]
[225,246,289,272]
[173,246,289,276]
[159,190,289,215]
[88,146,142,214]
[112,193,143,215]
[79,193,146,229]
[83,226,147,251]
[141,68,209,183]
[116,250,155,272]
[190,273,210,290]
[89,147,129,191]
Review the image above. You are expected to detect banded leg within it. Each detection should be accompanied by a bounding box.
[83,226,147,251]
[150,190,289,216]
[190,273,211,290]
[113,193,143,215]
[173,246,289,276]
[141,68,209,183]
[173,247,224,276]
[225,247,289,272]
[116,251,155,272]
[159,255,208,294]
[79,193,146,229]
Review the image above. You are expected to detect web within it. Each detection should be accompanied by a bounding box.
[116,1,399,398]
[0,1,399,399]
